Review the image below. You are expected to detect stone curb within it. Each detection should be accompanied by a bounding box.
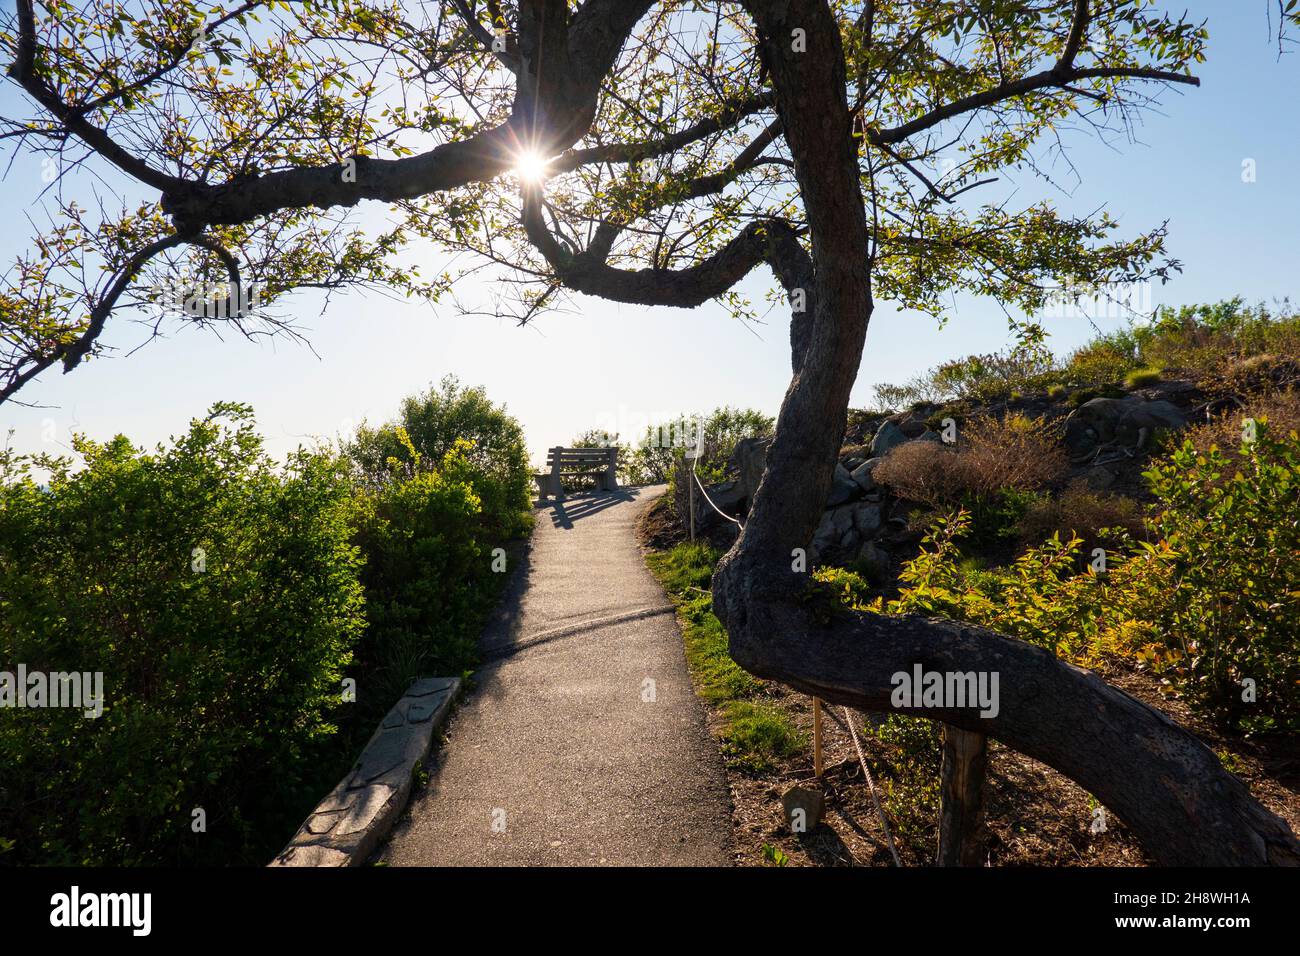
[269,676,461,867]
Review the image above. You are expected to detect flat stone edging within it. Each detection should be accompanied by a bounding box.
[269,676,461,867]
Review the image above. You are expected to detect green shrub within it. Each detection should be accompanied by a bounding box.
[0,405,365,865]
[1016,482,1147,556]
[874,346,1057,408]
[346,375,531,539]
[1142,428,1300,730]
[664,406,774,520]
[871,428,1300,731]
[1065,338,1140,385]
[349,439,500,716]
[869,714,942,860]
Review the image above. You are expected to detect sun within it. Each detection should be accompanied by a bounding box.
[513,149,550,184]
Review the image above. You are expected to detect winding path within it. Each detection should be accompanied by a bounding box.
[379,486,733,866]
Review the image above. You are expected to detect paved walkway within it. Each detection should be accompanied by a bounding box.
[379,486,732,866]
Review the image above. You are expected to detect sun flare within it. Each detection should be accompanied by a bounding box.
[513,149,550,184]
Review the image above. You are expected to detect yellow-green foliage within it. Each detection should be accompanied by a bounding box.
[859,427,1300,731]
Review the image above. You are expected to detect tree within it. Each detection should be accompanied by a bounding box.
[3,0,1297,863]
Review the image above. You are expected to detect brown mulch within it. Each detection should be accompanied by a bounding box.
[715,662,1297,868]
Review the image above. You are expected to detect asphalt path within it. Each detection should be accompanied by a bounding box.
[380,485,732,866]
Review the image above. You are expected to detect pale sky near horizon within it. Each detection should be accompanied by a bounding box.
[1,1,1297,469]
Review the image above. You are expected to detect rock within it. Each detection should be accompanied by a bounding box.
[1064,397,1188,462]
[850,501,882,537]
[839,443,872,460]
[849,457,880,493]
[781,785,825,833]
[812,503,860,559]
[871,420,908,459]
[855,540,890,579]
[692,478,746,529]
[842,456,865,471]
[271,844,350,868]
[826,463,860,506]
[731,436,771,498]
[1083,466,1116,490]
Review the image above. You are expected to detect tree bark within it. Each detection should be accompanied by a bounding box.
[712,0,1300,866]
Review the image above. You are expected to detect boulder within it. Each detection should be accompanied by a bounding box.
[855,540,891,580]
[1064,397,1187,462]
[850,501,882,538]
[812,503,858,557]
[870,420,908,459]
[826,462,860,507]
[849,457,880,493]
[730,436,772,498]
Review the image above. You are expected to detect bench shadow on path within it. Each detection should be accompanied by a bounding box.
[536,488,638,529]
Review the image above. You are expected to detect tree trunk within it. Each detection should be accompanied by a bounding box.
[713,0,1300,866]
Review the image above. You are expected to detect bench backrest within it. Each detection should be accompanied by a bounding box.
[545,446,617,471]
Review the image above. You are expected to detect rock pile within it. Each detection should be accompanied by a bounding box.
[690,392,1194,574]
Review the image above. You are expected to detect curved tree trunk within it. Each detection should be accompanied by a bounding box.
[713,0,1300,866]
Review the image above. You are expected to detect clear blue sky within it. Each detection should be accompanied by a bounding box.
[2,2,1297,467]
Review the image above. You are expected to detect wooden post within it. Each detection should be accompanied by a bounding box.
[812,697,824,779]
[937,724,988,866]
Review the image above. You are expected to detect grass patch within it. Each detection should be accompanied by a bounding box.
[1124,367,1162,389]
[720,701,807,772]
[646,542,802,769]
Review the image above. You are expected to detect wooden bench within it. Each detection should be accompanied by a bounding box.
[534,446,619,499]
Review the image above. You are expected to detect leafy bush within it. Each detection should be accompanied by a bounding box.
[1183,390,1300,472]
[870,299,1298,412]
[868,714,942,861]
[0,386,535,866]
[1142,429,1300,730]
[349,438,500,716]
[867,427,1300,731]
[665,406,774,520]
[874,346,1056,409]
[346,375,531,539]
[0,405,365,865]
[1062,298,1300,386]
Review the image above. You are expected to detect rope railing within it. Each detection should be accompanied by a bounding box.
[689,451,742,526]
[845,706,902,866]
[684,437,900,866]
